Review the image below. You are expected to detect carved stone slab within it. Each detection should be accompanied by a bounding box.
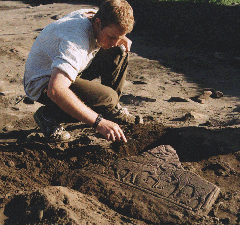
[77,145,220,224]
[113,145,220,212]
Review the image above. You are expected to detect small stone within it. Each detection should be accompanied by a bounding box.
[213,91,224,98]
[204,88,224,98]
[7,160,15,167]
[183,111,209,123]
[193,91,212,104]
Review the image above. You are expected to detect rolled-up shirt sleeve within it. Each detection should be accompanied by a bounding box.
[51,39,88,82]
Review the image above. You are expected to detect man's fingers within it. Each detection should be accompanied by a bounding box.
[108,128,127,143]
[110,130,116,142]
[106,133,111,141]
[114,128,125,143]
[98,118,127,143]
[113,129,121,141]
[118,36,132,53]
[114,128,127,143]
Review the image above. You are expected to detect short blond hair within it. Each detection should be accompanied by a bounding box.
[93,0,134,33]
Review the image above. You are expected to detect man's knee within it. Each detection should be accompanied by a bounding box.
[102,87,119,110]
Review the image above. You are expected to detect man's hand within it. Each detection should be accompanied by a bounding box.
[118,36,132,53]
[96,118,127,143]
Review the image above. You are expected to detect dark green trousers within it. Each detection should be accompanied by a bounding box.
[37,46,128,123]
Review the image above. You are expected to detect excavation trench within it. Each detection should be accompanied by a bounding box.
[0,123,226,224]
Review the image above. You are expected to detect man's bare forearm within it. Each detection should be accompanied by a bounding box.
[47,68,98,126]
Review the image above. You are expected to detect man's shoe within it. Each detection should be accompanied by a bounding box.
[34,106,71,141]
[107,103,143,125]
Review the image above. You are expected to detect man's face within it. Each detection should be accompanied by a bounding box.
[95,20,126,49]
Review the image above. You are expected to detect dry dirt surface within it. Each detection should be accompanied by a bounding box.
[0,1,240,224]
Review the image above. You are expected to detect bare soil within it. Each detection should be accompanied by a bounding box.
[0,1,240,224]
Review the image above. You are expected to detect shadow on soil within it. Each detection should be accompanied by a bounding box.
[112,123,240,162]
[150,126,240,162]
[1,123,240,163]
[127,1,240,98]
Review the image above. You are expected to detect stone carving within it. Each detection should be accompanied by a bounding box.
[88,145,220,214]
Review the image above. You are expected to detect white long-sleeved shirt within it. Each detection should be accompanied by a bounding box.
[24,9,99,101]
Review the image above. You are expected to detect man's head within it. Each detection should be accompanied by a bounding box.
[93,0,134,34]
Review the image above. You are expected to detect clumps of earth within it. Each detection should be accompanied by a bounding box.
[0,1,240,224]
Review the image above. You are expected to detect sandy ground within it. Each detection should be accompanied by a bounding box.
[0,1,240,224]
